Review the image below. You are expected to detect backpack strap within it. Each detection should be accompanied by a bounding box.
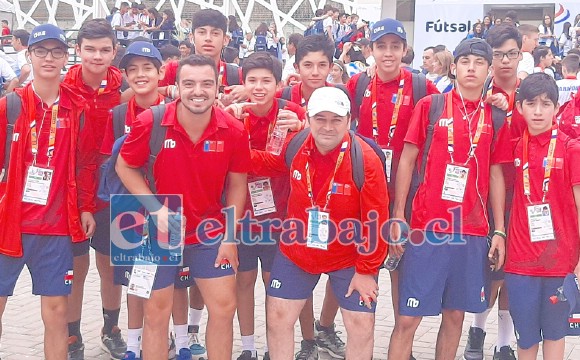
[147,104,167,193]
[281,86,292,101]
[354,73,371,112]
[276,98,288,111]
[334,83,350,99]
[411,72,427,106]
[1,92,21,182]
[284,128,311,169]
[491,106,507,142]
[419,94,445,182]
[225,63,241,86]
[112,103,129,140]
[349,130,365,191]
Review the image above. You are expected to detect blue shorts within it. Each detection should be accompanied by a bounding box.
[237,231,279,273]
[72,209,111,257]
[0,235,73,296]
[267,251,377,313]
[174,265,195,289]
[182,242,236,279]
[113,263,178,291]
[399,231,489,316]
[505,273,569,349]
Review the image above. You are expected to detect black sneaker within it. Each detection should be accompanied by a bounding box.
[68,336,85,360]
[493,346,516,360]
[463,327,486,360]
[237,350,258,360]
[263,351,270,360]
[314,321,345,359]
[101,326,127,359]
[294,340,319,360]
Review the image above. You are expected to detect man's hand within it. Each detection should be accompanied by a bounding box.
[365,63,377,78]
[388,218,407,258]
[225,85,249,103]
[80,211,96,238]
[215,242,239,273]
[286,74,301,86]
[276,109,303,131]
[486,93,509,111]
[345,273,379,309]
[224,102,257,120]
[488,234,506,271]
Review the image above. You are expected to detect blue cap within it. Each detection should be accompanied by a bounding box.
[119,41,163,69]
[28,24,68,47]
[454,38,493,65]
[370,18,406,42]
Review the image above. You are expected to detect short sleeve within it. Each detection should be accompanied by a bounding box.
[119,110,153,168]
[567,139,580,186]
[404,95,432,148]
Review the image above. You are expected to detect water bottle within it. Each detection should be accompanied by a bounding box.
[384,242,405,271]
[266,124,288,156]
[169,207,185,257]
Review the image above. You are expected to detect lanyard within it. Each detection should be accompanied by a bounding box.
[486,78,519,127]
[445,91,486,165]
[305,140,348,212]
[522,128,558,203]
[27,86,59,167]
[371,70,404,147]
[217,62,226,89]
[98,79,107,95]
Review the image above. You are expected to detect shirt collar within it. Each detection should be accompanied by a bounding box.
[530,123,557,146]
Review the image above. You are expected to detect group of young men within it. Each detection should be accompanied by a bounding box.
[0,7,580,360]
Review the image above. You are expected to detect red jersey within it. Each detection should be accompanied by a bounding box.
[0,83,87,257]
[275,82,342,107]
[250,133,389,275]
[100,94,166,155]
[505,127,580,276]
[405,90,509,237]
[63,64,122,214]
[1,26,10,36]
[244,100,306,232]
[559,93,580,139]
[119,101,252,245]
[347,70,438,204]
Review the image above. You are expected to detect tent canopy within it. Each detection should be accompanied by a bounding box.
[0,0,14,13]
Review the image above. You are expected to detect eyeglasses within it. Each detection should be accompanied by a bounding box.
[492,50,520,60]
[30,47,68,59]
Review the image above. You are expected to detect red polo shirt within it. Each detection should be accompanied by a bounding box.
[275,82,339,107]
[347,70,439,203]
[244,100,306,231]
[405,90,509,237]
[505,128,580,276]
[559,94,580,139]
[119,101,251,245]
[250,133,389,275]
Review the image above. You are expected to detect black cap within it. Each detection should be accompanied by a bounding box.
[453,38,493,65]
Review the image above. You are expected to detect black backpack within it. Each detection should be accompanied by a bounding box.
[284,128,387,192]
[97,104,168,201]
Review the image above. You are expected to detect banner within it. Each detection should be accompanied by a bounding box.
[555,2,580,38]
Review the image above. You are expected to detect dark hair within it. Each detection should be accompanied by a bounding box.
[242,52,283,82]
[120,2,129,8]
[568,48,580,57]
[541,14,554,35]
[402,46,415,64]
[339,12,347,19]
[472,23,484,38]
[332,60,349,83]
[192,9,227,34]
[505,10,518,22]
[255,22,268,36]
[77,19,116,46]
[163,9,175,22]
[137,4,145,11]
[12,29,29,46]
[562,54,580,74]
[424,46,435,52]
[346,46,366,64]
[295,34,334,65]
[177,55,218,83]
[433,45,446,54]
[1,20,8,25]
[228,15,240,33]
[532,45,551,66]
[486,24,522,50]
[323,4,333,13]
[222,46,239,63]
[314,9,324,17]
[288,33,304,48]
[563,22,572,41]
[516,72,558,106]
[160,44,181,61]
[179,40,192,49]
[148,7,161,20]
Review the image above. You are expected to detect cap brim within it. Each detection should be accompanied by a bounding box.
[308,108,349,117]
[119,54,162,69]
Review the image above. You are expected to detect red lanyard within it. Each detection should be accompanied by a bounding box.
[371,70,404,147]
[98,79,107,95]
[445,91,486,165]
[27,85,59,167]
[522,127,558,203]
[305,140,348,212]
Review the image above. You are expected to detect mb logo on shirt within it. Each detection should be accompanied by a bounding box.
[292,170,302,181]
[164,139,176,148]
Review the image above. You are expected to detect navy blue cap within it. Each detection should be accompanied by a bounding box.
[28,24,68,47]
[370,18,406,42]
[119,41,163,69]
[454,38,493,65]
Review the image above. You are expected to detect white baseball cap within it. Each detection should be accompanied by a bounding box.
[307,87,351,117]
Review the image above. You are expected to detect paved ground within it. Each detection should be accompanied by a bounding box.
[2,252,580,359]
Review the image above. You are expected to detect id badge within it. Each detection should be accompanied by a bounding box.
[22,165,54,205]
[307,209,330,250]
[248,178,276,216]
[441,164,469,203]
[527,203,555,242]
[382,148,393,182]
[127,260,158,299]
